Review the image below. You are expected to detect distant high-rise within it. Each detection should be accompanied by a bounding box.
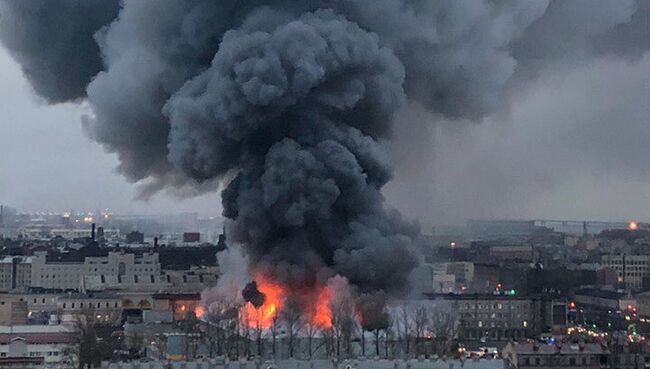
[0,205,17,228]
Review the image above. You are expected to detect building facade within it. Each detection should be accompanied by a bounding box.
[502,342,608,369]
[30,251,162,291]
[429,294,563,342]
[57,292,123,324]
[0,257,31,292]
[0,325,75,368]
[602,254,650,290]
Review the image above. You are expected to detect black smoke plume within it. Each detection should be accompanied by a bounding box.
[242,281,266,309]
[0,0,120,102]
[1,0,646,295]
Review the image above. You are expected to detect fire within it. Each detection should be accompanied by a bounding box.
[243,275,286,328]
[194,306,205,318]
[309,286,333,329]
[629,221,639,231]
[240,274,335,330]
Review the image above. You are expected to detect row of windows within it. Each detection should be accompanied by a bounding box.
[32,298,55,304]
[520,355,598,366]
[617,272,646,277]
[605,259,649,265]
[62,301,120,309]
[462,312,526,320]
[27,351,59,357]
[89,267,156,272]
[461,303,525,311]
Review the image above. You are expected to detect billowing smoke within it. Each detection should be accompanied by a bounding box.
[242,281,266,309]
[1,0,646,294]
[0,0,120,102]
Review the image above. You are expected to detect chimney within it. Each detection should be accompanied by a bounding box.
[91,223,96,241]
[154,237,159,248]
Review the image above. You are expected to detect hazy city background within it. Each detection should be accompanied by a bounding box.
[1,44,647,227]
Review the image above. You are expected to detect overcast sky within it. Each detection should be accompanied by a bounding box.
[385,52,650,226]
[0,43,648,225]
[0,45,220,216]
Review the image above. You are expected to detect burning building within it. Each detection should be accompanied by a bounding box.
[0,0,562,305]
[1,0,646,353]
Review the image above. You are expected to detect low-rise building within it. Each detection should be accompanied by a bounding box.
[153,293,201,320]
[502,342,609,369]
[58,292,123,324]
[0,295,28,325]
[431,262,474,291]
[30,251,162,291]
[427,294,564,342]
[573,287,635,312]
[0,324,75,368]
[489,245,534,262]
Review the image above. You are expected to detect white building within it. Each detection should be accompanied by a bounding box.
[31,251,162,291]
[58,292,123,324]
[30,252,84,290]
[0,324,75,368]
[430,262,475,293]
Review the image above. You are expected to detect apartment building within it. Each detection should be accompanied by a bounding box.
[0,257,31,292]
[30,251,162,291]
[601,254,650,290]
[430,294,563,341]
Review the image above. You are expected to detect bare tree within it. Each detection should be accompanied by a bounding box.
[413,306,429,356]
[206,301,241,357]
[65,310,122,368]
[398,307,413,356]
[280,298,304,358]
[429,301,458,356]
[179,312,200,359]
[304,320,319,359]
[330,295,356,360]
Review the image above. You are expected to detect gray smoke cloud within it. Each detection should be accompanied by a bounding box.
[1,0,647,293]
[383,0,649,227]
[0,0,120,102]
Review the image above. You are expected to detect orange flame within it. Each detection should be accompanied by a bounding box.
[240,274,335,330]
[243,275,286,328]
[629,221,639,231]
[309,286,333,329]
[194,306,205,318]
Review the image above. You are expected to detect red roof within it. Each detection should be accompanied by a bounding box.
[0,333,75,344]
